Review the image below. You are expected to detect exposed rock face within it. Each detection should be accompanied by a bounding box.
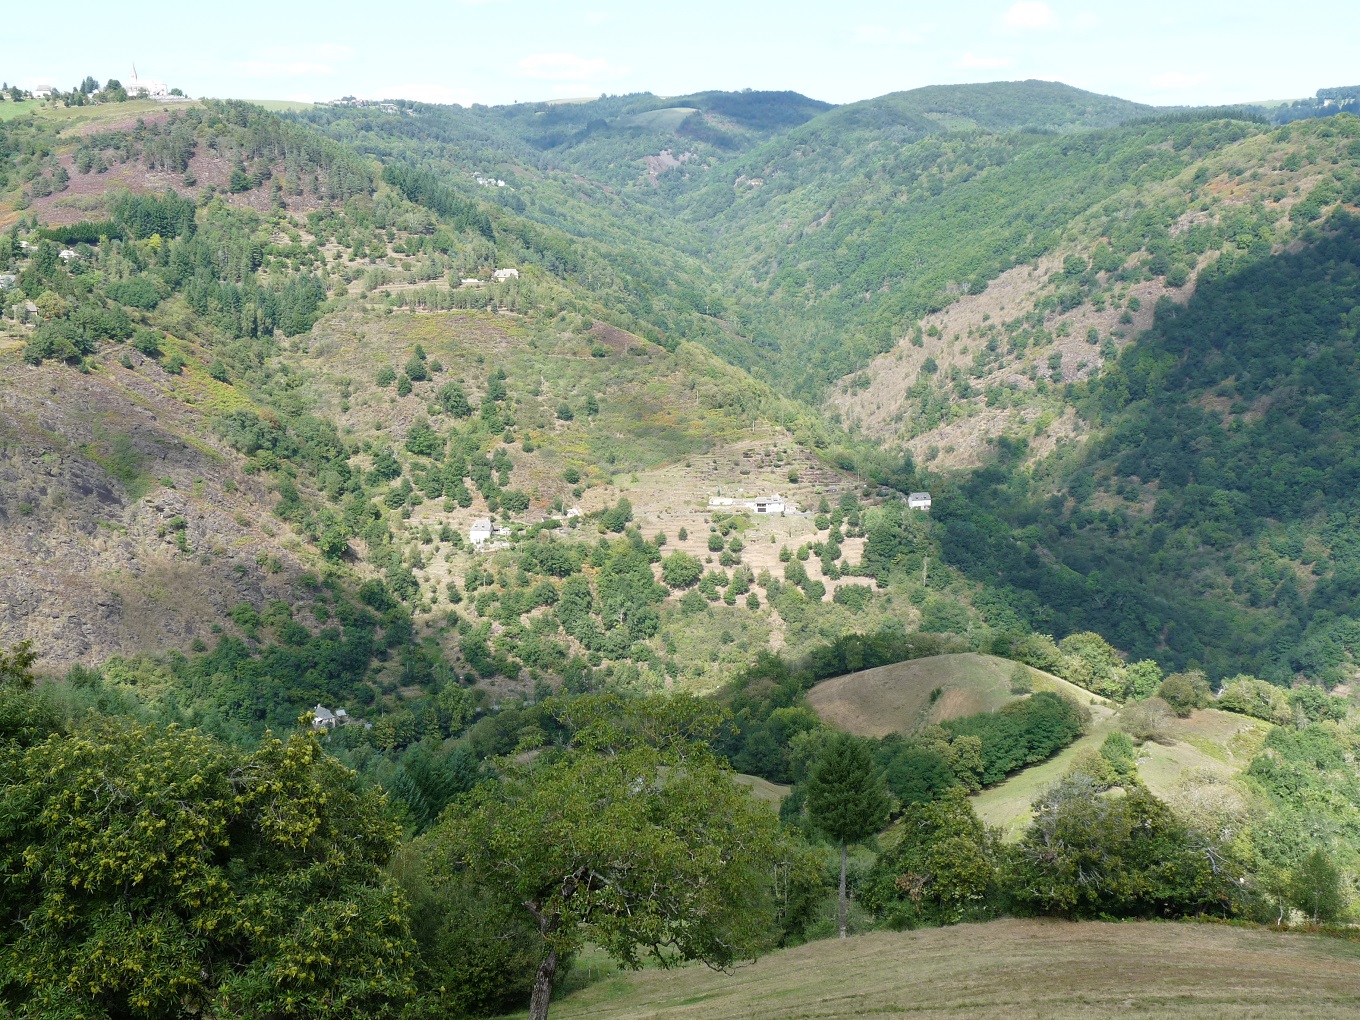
[0,356,311,670]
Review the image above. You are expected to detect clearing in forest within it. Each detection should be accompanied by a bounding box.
[806,652,1096,738]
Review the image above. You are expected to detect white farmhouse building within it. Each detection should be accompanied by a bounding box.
[492,267,520,281]
[469,518,495,545]
[707,493,786,515]
[907,491,933,511]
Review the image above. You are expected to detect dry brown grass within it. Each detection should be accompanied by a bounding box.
[806,653,1096,738]
[535,918,1360,1020]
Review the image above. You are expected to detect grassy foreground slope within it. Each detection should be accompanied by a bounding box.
[533,920,1360,1020]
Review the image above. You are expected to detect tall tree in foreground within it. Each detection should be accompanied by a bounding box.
[806,732,889,938]
[435,693,803,1020]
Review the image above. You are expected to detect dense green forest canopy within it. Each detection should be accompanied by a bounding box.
[945,212,1360,680]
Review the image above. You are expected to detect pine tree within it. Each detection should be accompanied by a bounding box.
[805,732,889,938]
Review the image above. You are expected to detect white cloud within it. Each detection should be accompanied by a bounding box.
[958,53,1013,69]
[516,52,625,81]
[1002,1,1056,30]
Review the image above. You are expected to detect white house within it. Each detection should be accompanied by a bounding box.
[469,517,495,545]
[907,491,933,511]
[313,704,369,731]
[492,267,519,282]
[125,65,170,99]
[58,249,76,261]
[753,495,785,515]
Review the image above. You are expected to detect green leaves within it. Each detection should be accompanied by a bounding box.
[433,693,802,1001]
[805,732,889,845]
[0,718,416,1018]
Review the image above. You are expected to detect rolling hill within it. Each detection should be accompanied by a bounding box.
[805,651,1098,737]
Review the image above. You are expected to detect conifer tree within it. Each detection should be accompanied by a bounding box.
[806,732,888,938]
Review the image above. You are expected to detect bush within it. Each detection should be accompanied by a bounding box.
[405,418,443,457]
[1218,675,1292,725]
[861,790,1000,929]
[707,532,725,552]
[1288,685,1348,723]
[1008,774,1237,919]
[376,365,397,387]
[1158,671,1211,717]
[1117,697,1172,742]
[129,328,163,358]
[661,551,703,589]
[436,381,471,416]
[599,497,632,533]
[107,276,162,309]
[943,692,1088,785]
[832,584,872,612]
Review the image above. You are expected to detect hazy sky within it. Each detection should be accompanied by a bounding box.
[6,0,1358,108]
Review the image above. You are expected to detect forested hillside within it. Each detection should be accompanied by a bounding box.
[5,78,1360,1020]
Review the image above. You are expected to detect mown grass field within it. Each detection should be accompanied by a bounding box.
[806,653,1098,738]
[525,919,1360,1020]
[732,773,791,807]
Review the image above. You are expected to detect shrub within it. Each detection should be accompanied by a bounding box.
[943,692,1088,785]
[1158,671,1211,717]
[1218,675,1292,725]
[405,419,443,457]
[131,329,162,357]
[1118,697,1172,742]
[832,584,872,612]
[661,552,703,589]
[376,365,397,387]
[436,381,471,416]
[107,276,162,309]
[1008,774,1237,919]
